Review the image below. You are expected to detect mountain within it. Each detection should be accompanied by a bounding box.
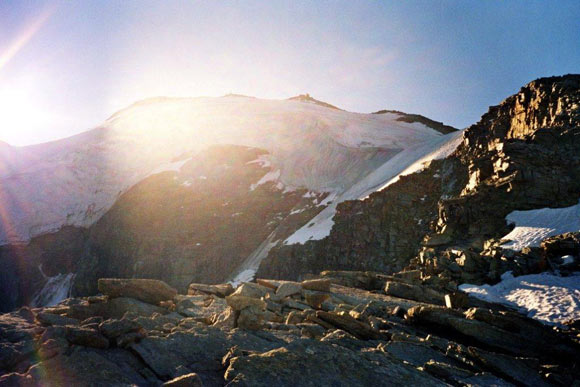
[260,74,580,322]
[1,75,579,321]
[0,95,458,311]
[1,77,580,386]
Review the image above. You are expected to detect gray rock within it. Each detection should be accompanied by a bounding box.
[380,341,454,367]
[384,282,445,305]
[99,318,141,339]
[36,312,80,327]
[224,339,446,386]
[315,311,383,340]
[467,346,550,387]
[64,326,109,349]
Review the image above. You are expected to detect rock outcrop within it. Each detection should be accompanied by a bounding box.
[261,75,580,287]
[1,273,578,385]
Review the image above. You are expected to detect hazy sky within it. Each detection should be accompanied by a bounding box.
[0,1,579,146]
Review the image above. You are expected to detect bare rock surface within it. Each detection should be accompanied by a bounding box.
[1,273,579,386]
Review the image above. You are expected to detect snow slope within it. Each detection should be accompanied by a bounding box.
[285,130,463,244]
[0,96,448,245]
[460,271,580,326]
[501,200,580,251]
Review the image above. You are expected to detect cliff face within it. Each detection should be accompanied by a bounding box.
[258,158,467,280]
[259,75,580,283]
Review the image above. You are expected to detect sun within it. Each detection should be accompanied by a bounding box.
[0,86,47,146]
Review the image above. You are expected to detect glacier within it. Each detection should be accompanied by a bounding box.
[0,95,448,245]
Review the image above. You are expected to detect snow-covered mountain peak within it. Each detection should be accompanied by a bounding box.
[0,95,455,244]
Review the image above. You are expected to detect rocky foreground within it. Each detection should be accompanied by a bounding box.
[1,273,579,386]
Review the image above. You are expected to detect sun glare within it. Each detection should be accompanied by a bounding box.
[0,87,47,146]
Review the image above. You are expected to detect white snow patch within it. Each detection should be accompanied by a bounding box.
[31,267,76,307]
[250,169,281,191]
[562,255,575,265]
[228,234,279,287]
[460,271,580,326]
[501,201,580,251]
[319,192,337,206]
[229,269,257,288]
[372,130,463,193]
[246,154,272,169]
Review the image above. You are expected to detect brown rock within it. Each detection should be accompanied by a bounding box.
[237,306,265,330]
[301,279,331,292]
[303,291,330,309]
[275,282,302,298]
[212,307,237,330]
[225,295,266,312]
[188,283,234,297]
[230,283,271,299]
[384,282,445,305]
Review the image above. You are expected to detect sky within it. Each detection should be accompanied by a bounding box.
[0,1,579,146]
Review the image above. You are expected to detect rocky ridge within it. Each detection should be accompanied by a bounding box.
[1,273,579,386]
[260,75,580,288]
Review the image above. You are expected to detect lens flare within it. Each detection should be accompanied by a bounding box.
[0,4,56,72]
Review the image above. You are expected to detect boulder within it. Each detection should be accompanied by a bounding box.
[36,312,80,327]
[98,279,177,305]
[225,295,266,312]
[384,282,445,305]
[116,331,146,348]
[99,318,141,339]
[237,306,265,330]
[64,326,109,349]
[315,311,382,340]
[301,279,331,292]
[69,297,168,320]
[188,283,234,298]
[275,282,302,298]
[303,291,330,309]
[212,307,237,330]
[319,271,387,290]
[231,283,271,299]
